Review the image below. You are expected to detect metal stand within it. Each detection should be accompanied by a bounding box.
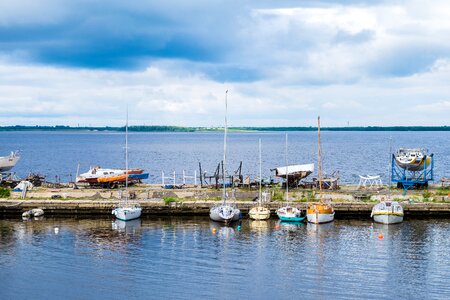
[391,153,434,195]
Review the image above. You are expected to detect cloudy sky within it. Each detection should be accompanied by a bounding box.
[1,0,449,127]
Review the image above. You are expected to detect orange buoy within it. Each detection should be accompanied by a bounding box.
[378,233,384,239]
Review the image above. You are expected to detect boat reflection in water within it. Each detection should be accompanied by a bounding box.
[372,222,402,239]
[307,221,334,236]
[249,219,270,231]
[112,218,142,233]
[278,220,305,230]
[209,221,236,239]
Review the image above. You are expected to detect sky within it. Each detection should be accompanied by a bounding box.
[0,0,449,127]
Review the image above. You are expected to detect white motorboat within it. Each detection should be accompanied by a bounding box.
[112,108,142,222]
[112,204,142,221]
[395,148,431,171]
[210,91,241,224]
[307,117,335,224]
[249,139,271,220]
[0,151,20,172]
[76,166,144,184]
[22,208,44,218]
[371,200,404,224]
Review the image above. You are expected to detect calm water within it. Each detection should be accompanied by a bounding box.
[0,131,449,184]
[1,217,449,299]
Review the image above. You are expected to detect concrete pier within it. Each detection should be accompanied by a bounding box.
[1,199,450,218]
[1,185,449,218]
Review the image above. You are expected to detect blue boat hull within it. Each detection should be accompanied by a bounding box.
[279,216,306,222]
[128,173,149,180]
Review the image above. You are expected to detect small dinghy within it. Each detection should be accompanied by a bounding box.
[22,208,44,218]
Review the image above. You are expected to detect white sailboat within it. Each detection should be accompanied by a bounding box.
[210,91,241,224]
[307,116,335,224]
[112,108,142,221]
[249,139,271,220]
[276,133,304,222]
[371,200,404,224]
[371,138,404,224]
[395,148,431,171]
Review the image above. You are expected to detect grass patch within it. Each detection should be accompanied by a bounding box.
[271,188,284,201]
[163,197,179,205]
[436,187,450,196]
[422,191,432,202]
[0,187,11,198]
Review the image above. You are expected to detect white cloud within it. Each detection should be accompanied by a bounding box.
[1,1,450,126]
[414,101,450,113]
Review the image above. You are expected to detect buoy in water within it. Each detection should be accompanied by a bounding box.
[237,225,241,231]
[212,228,217,234]
[378,233,384,239]
[275,224,280,230]
[54,227,59,234]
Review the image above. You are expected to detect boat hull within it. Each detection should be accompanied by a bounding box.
[306,203,335,224]
[77,168,144,183]
[279,215,306,222]
[210,205,241,223]
[395,148,431,171]
[0,152,20,172]
[395,157,431,171]
[249,206,271,220]
[373,214,403,224]
[274,163,314,180]
[112,206,142,221]
[22,208,44,218]
[276,206,304,222]
[306,212,335,224]
[371,201,404,224]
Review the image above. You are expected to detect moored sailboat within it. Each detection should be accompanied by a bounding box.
[210,91,241,224]
[111,108,142,221]
[249,139,271,220]
[371,139,404,224]
[307,116,335,224]
[276,133,304,222]
[371,200,404,224]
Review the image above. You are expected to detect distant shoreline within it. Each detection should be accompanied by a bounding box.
[0,125,449,132]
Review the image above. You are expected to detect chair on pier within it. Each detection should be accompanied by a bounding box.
[358,175,382,189]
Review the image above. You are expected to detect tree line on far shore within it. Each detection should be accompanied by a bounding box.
[0,125,448,132]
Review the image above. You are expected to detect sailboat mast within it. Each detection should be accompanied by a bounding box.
[388,136,392,199]
[125,106,129,205]
[285,133,288,201]
[318,116,323,202]
[223,90,228,204]
[259,138,262,205]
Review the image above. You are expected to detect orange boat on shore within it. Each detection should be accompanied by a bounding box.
[76,166,144,183]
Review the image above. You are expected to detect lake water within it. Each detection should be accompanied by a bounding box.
[1,217,449,299]
[0,131,449,184]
